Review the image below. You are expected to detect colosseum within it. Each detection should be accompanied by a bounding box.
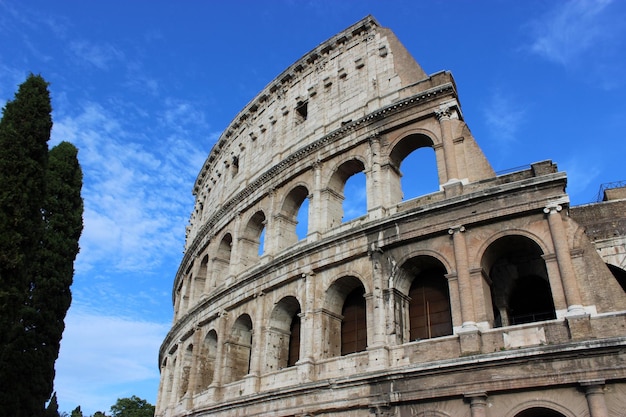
[156,16,626,417]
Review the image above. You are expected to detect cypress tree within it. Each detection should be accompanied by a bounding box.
[0,74,52,417]
[32,141,83,412]
[0,74,83,417]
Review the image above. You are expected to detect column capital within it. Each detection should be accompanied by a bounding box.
[543,204,562,214]
[448,225,466,234]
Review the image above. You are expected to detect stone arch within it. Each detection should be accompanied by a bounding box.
[395,255,452,342]
[198,329,218,391]
[179,343,193,398]
[474,228,551,268]
[265,296,302,372]
[389,132,439,202]
[482,234,556,327]
[224,314,253,384]
[198,254,209,291]
[212,232,233,287]
[324,157,367,229]
[505,399,577,417]
[240,210,266,269]
[324,275,368,357]
[276,184,310,251]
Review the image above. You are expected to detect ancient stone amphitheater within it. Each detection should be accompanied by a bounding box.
[157,16,626,417]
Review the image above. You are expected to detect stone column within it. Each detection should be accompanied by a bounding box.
[170,344,184,406]
[298,271,318,382]
[581,380,609,417]
[543,204,584,315]
[245,293,264,393]
[367,134,384,216]
[448,226,475,328]
[210,311,228,396]
[186,328,202,409]
[309,162,323,239]
[436,106,460,183]
[465,392,488,417]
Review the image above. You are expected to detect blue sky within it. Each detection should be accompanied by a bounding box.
[1,0,625,414]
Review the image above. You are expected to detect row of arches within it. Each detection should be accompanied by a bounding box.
[177,136,441,317]
[163,232,579,404]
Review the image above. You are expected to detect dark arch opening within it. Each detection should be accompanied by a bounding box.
[514,407,566,417]
[341,285,367,355]
[409,267,452,340]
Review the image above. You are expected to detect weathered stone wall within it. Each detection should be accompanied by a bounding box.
[157,16,626,417]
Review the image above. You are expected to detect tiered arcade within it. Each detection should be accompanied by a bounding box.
[157,16,626,417]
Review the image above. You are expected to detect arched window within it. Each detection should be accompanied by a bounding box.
[266,296,302,371]
[240,211,266,269]
[213,233,232,287]
[179,344,193,398]
[341,286,367,355]
[324,276,367,358]
[483,235,556,327]
[198,330,218,390]
[198,254,209,291]
[342,171,367,223]
[389,133,438,204]
[325,159,367,229]
[276,186,309,251]
[225,314,253,383]
[409,268,452,340]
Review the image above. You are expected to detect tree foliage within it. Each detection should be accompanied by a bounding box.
[0,74,83,417]
[110,396,155,417]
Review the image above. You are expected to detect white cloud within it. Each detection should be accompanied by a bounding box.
[55,309,169,414]
[51,101,208,276]
[69,39,124,70]
[525,0,625,89]
[483,90,526,149]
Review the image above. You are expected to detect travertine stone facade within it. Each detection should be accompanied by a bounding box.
[157,16,626,417]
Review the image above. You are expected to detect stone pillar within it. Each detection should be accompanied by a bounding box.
[448,226,476,328]
[450,225,481,354]
[581,380,609,417]
[367,134,384,215]
[186,328,202,409]
[543,204,584,315]
[309,162,323,238]
[299,272,315,362]
[436,106,460,183]
[245,294,264,393]
[170,344,184,405]
[210,311,228,397]
[465,392,488,417]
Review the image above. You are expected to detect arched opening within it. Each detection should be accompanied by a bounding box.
[514,407,566,417]
[341,286,367,355]
[213,233,232,287]
[266,296,302,371]
[179,344,193,398]
[296,197,309,240]
[277,185,310,250]
[396,256,452,342]
[325,159,367,229]
[389,133,438,204]
[240,211,266,269]
[342,171,367,222]
[198,330,218,391]
[225,314,253,383]
[607,263,626,292]
[483,235,556,327]
[409,268,452,340]
[199,254,209,291]
[323,276,367,358]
